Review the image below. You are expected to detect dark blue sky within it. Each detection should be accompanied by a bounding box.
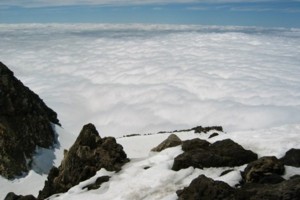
[1,1,300,28]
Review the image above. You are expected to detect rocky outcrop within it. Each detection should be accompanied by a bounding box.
[177,175,234,200]
[192,126,223,133]
[151,134,182,152]
[172,139,257,171]
[0,62,60,179]
[242,156,285,184]
[177,175,300,200]
[281,148,300,167]
[38,123,129,199]
[181,138,210,152]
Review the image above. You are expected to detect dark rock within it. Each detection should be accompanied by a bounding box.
[0,62,60,179]
[151,134,182,152]
[181,138,210,152]
[281,148,300,167]
[177,175,234,200]
[220,169,234,177]
[83,176,110,190]
[236,176,300,200]
[242,156,285,184]
[192,126,223,133]
[172,139,257,171]
[4,192,36,200]
[38,123,129,199]
[210,139,258,167]
[209,132,219,138]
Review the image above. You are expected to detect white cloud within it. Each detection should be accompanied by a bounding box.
[1,24,300,137]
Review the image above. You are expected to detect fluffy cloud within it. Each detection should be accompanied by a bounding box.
[1,24,300,137]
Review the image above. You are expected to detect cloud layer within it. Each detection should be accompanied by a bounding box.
[1,24,300,136]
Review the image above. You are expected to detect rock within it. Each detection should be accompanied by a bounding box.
[172,139,257,171]
[281,148,300,167]
[38,123,129,199]
[242,156,285,184]
[236,176,300,200]
[4,192,36,200]
[209,132,219,138]
[151,134,182,152]
[181,138,210,152]
[0,62,60,179]
[192,126,223,133]
[83,176,110,190]
[210,139,258,167]
[177,175,234,200]
[220,169,234,177]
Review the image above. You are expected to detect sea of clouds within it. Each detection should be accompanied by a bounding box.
[1,24,300,137]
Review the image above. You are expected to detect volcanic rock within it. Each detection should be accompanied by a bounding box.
[177,175,234,200]
[181,138,210,152]
[192,126,223,133]
[0,62,60,179]
[242,156,285,184]
[151,134,182,152]
[281,148,300,167]
[172,139,257,171]
[38,123,129,199]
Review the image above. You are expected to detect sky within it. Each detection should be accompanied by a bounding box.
[0,0,300,27]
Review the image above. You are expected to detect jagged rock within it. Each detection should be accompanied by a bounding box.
[181,138,210,152]
[242,156,285,184]
[172,139,257,171]
[177,175,234,200]
[4,192,36,200]
[281,148,300,167]
[151,134,182,152]
[0,62,60,179]
[38,123,129,199]
[192,126,223,133]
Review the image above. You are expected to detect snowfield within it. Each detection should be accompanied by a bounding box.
[1,24,300,199]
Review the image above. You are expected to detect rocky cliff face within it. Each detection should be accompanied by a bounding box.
[0,62,60,179]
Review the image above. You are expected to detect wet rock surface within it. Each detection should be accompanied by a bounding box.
[4,192,36,200]
[38,123,129,199]
[0,62,60,179]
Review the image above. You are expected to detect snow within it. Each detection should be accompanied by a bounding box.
[1,24,300,199]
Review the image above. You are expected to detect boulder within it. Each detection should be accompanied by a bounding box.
[172,139,257,171]
[151,134,182,152]
[38,123,129,199]
[242,156,285,184]
[281,148,300,167]
[177,175,234,200]
[209,132,219,138]
[181,138,210,152]
[0,62,60,179]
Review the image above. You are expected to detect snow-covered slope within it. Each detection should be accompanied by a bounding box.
[1,124,300,199]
